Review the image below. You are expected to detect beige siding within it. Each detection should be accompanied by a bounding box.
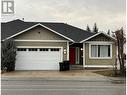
[14,26,67,40]
[14,26,69,61]
[15,42,67,61]
[89,34,114,41]
[85,43,116,65]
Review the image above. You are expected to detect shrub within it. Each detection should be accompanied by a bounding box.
[1,40,16,72]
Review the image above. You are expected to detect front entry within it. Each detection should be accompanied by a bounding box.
[69,47,80,65]
[69,48,75,64]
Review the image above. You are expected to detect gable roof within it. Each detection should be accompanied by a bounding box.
[1,19,95,42]
[80,32,116,43]
[3,23,74,42]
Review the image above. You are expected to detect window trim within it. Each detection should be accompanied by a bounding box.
[89,43,112,59]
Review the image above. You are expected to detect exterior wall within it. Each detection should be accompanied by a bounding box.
[84,43,116,65]
[15,41,67,61]
[14,26,69,61]
[83,34,116,66]
[89,34,114,41]
[14,26,66,40]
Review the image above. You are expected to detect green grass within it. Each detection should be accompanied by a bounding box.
[94,70,126,77]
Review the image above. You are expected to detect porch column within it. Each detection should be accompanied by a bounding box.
[67,41,69,60]
[83,42,85,68]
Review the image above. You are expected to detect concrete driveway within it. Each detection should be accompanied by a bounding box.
[2,70,125,82]
[2,70,112,82]
[2,70,103,77]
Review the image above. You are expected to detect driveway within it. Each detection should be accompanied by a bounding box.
[2,70,125,82]
[2,70,102,77]
[2,70,112,82]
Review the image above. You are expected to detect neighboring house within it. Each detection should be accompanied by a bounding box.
[1,19,116,70]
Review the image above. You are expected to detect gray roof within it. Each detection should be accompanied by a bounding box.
[1,19,95,42]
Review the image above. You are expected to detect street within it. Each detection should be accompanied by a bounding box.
[2,79,125,95]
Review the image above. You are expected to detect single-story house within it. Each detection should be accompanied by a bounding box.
[1,19,116,70]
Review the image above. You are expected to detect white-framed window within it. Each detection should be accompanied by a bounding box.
[40,48,49,51]
[17,48,27,51]
[50,48,59,51]
[28,48,38,51]
[89,43,112,59]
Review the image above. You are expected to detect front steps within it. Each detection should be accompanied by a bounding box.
[70,65,83,70]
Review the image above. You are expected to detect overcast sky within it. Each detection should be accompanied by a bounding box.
[2,0,126,32]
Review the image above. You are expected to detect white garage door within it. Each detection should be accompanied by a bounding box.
[15,48,62,70]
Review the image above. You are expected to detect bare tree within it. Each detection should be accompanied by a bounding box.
[115,28,126,76]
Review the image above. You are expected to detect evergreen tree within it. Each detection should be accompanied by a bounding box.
[86,24,91,32]
[93,23,98,33]
[107,29,110,35]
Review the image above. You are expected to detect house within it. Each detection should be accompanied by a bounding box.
[1,19,116,70]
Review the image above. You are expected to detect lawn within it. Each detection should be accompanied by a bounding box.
[94,70,120,77]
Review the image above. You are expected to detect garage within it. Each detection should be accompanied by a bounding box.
[15,47,62,70]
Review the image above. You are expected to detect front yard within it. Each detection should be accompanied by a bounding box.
[94,70,125,77]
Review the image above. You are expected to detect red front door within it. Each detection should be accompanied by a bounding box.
[69,48,75,65]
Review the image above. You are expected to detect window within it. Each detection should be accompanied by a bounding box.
[17,48,26,51]
[50,48,59,51]
[40,48,48,51]
[90,44,111,58]
[28,48,37,51]
[91,45,98,57]
[76,48,80,64]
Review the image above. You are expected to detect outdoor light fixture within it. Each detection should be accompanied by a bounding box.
[64,49,66,54]
[81,48,83,51]
[64,49,66,52]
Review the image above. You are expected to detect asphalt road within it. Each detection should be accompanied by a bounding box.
[2,79,125,95]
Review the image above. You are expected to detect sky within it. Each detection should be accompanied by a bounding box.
[1,0,126,32]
